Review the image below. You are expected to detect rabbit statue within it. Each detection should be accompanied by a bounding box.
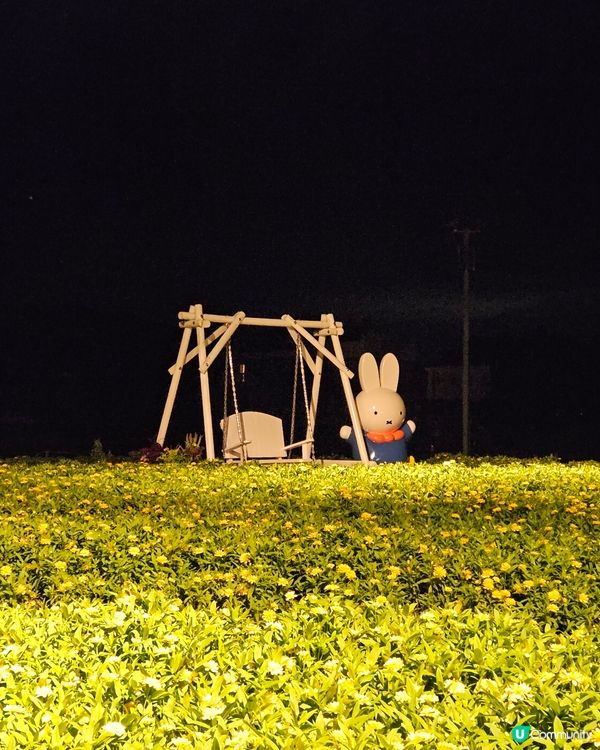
[340,352,416,463]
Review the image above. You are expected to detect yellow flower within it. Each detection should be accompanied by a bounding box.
[462,569,473,580]
[577,593,589,604]
[547,603,559,613]
[418,544,428,554]
[432,565,447,579]
[547,589,562,602]
[337,564,357,581]
[388,565,401,581]
[239,569,258,583]
[481,568,495,578]
[266,659,284,676]
[0,565,13,577]
[499,562,511,572]
[155,554,169,564]
[127,546,141,556]
[262,609,278,623]
[239,552,252,564]
[482,578,495,591]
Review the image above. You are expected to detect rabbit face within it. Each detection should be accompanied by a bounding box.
[356,388,406,433]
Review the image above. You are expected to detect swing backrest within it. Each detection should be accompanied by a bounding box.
[222,411,287,459]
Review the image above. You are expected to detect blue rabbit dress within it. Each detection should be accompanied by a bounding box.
[344,423,414,463]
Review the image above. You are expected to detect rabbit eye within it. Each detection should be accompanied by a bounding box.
[373,410,378,415]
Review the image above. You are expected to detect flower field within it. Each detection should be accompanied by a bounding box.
[0,459,598,748]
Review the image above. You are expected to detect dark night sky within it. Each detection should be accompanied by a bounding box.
[2,1,599,459]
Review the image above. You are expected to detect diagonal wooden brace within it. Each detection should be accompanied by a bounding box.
[201,312,246,374]
[281,315,354,378]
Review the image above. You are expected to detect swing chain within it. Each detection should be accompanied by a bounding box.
[298,336,315,461]
[222,343,229,455]
[223,342,246,460]
[289,335,315,460]
[289,340,299,448]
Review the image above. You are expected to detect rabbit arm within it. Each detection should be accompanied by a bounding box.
[340,425,352,440]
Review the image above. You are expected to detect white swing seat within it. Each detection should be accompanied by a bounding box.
[221,411,313,461]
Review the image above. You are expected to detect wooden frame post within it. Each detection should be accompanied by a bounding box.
[157,305,194,447]
[301,314,328,460]
[330,324,369,464]
[194,304,216,460]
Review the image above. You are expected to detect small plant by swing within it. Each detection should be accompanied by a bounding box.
[162,433,204,463]
[184,432,203,459]
[90,438,110,463]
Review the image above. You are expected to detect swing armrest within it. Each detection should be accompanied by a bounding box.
[283,438,314,451]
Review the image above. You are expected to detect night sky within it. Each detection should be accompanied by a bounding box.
[3,1,599,459]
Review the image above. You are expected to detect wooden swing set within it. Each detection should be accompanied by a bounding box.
[156,304,371,464]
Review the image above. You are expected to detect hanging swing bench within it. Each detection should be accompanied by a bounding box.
[156,305,371,465]
[220,332,315,461]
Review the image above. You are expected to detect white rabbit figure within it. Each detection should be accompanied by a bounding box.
[340,352,416,463]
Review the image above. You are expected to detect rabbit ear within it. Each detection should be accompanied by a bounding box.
[379,353,399,391]
[358,353,380,391]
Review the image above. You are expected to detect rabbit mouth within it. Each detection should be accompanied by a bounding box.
[386,420,393,425]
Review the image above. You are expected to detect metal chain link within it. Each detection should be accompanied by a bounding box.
[297,336,315,460]
[289,341,299,449]
[227,342,246,460]
[222,344,229,455]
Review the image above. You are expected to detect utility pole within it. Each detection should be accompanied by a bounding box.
[453,225,479,455]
